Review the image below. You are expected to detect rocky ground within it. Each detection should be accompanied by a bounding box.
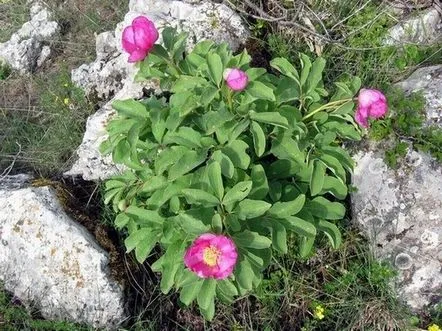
[0,0,441,330]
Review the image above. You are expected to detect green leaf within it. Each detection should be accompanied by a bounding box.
[222,181,253,206]
[182,189,219,206]
[267,194,305,218]
[299,53,312,87]
[134,230,161,263]
[306,57,326,93]
[160,239,185,294]
[305,197,346,220]
[197,278,217,310]
[180,279,203,306]
[207,53,223,87]
[222,140,250,170]
[112,99,149,119]
[235,258,254,290]
[155,146,189,175]
[319,154,347,183]
[245,67,267,81]
[249,164,269,200]
[200,86,219,106]
[283,216,317,237]
[236,199,271,220]
[112,139,130,164]
[317,220,342,249]
[199,297,215,321]
[140,175,167,193]
[217,279,238,297]
[211,213,223,233]
[250,121,266,157]
[271,221,287,253]
[320,176,348,200]
[270,57,300,82]
[233,230,272,249]
[310,160,325,196]
[163,127,202,149]
[125,206,164,225]
[208,162,224,200]
[172,211,211,235]
[246,81,276,101]
[212,151,234,178]
[115,213,130,229]
[168,149,207,181]
[250,111,288,129]
[299,235,315,258]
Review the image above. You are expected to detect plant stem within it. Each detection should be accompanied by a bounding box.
[301,98,353,121]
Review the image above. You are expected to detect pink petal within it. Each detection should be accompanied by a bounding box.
[128,49,148,62]
[122,26,137,53]
[368,100,388,118]
[225,68,248,91]
[355,109,369,128]
[358,88,381,108]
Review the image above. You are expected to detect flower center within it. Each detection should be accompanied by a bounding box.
[203,246,220,267]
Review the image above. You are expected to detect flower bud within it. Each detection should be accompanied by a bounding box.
[355,88,388,128]
[223,68,248,91]
[122,16,158,63]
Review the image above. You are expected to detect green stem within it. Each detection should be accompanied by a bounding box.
[301,98,353,121]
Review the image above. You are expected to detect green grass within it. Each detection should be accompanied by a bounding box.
[0,0,127,176]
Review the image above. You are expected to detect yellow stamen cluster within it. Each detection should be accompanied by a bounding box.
[313,305,325,320]
[203,246,220,267]
[428,324,441,331]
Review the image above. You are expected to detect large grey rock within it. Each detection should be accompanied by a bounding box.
[395,65,442,127]
[67,0,250,181]
[352,149,442,310]
[0,2,59,73]
[0,175,126,328]
[384,8,442,45]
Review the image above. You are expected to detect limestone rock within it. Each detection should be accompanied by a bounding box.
[0,175,126,328]
[351,149,442,310]
[385,8,442,45]
[395,65,442,127]
[0,2,59,73]
[67,0,249,181]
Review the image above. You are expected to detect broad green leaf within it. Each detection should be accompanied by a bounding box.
[320,146,354,172]
[250,111,289,129]
[211,213,223,233]
[271,221,287,253]
[113,99,149,119]
[134,230,161,263]
[320,176,348,200]
[163,127,202,149]
[283,216,317,237]
[250,121,266,157]
[222,140,250,170]
[200,86,219,106]
[319,154,346,183]
[171,75,207,93]
[197,278,217,310]
[299,235,315,258]
[305,196,346,220]
[140,175,167,193]
[267,194,306,218]
[212,150,234,178]
[222,181,252,205]
[208,162,224,200]
[182,189,219,206]
[270,57,300,81]
[207,53,223,86]
[246,67,267,81]
[172,211,210,235]
[249,164,269,200]
[246,81,276,101]
[199,297,215,321]
[180,279,203,306]
[168,149,207,181]
[306,57,326,93]
[233,230,272,249]
[299,53,312,87]
[217,279,238,297]
[317,220,342,249]
[115,213,130,229]
[112,139,130,164]
[235,258,254,290]
[160,239,185,294]
[125,228,159,254]
[155,146,189,175]
[310,160,325,196]
[236,199,271,220]
[125,206,164,225]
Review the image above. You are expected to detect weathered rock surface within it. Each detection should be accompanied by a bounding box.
[385,8,442,45]
[0,2,58,73]
[395,65,442,127]
[352,148,442,310]
[0,175,126,328]
[67,0,249,181]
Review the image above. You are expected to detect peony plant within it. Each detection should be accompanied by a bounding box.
[101,21,385,320]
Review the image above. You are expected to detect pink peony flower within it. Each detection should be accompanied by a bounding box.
[122,16,159,63]
[184,233,238,279]
[223,68,248,91]
[355,88,388,128]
